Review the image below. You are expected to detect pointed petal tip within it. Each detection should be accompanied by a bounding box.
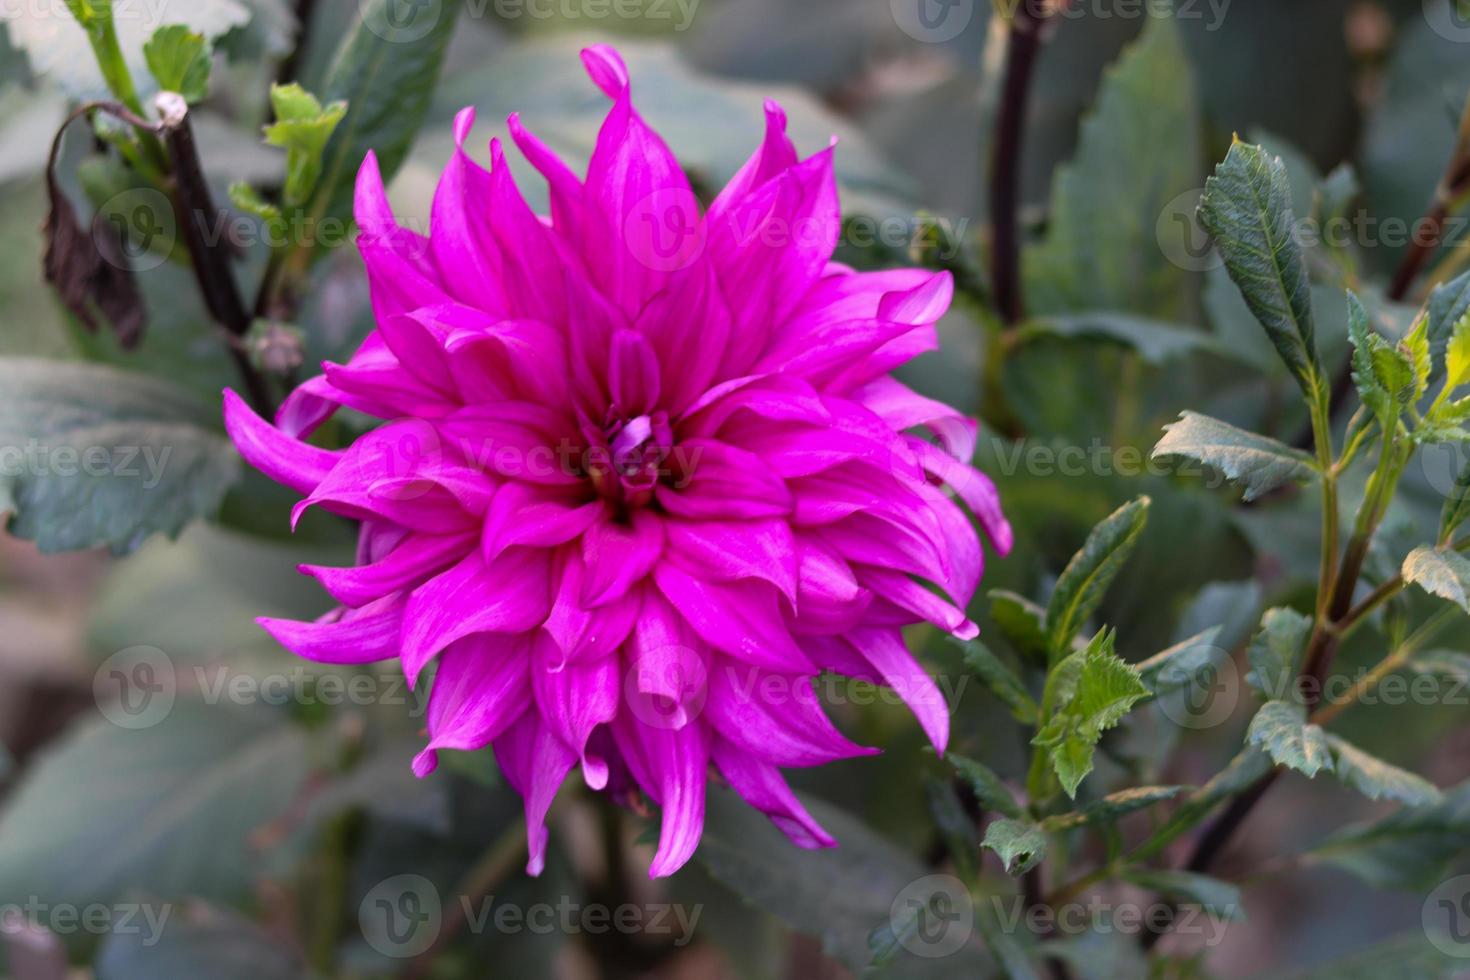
[580,44,629,99]
[452,106,476,147]
[411,748,438,778]
[953,620,980,642]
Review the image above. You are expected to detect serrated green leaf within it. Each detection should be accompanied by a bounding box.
[1041,786,1187,831]
[1309,780,1470,890]
[1124,869,1244,921]
[1033,630,1152,798]
[228,182,282,224]
[949,754,1023,819]
[1404,316,1432,402]
[263,83,347,207]
[1325,734,1442,807]
[1245,607,1311,701]
[1444,308,1470,391]
[0,358,240,554]
[1402,545,1470,612]
[1348,290,1394,423]
[989,589,1049,660]
[982,818,1047,876]
[1153,411,1318,501]
[1427,269,1470,371]
[1246,700,1332,777]
[1137,626,1224,695]
[1370,335,1417,408]
[1024,15,1200,320]
[142,24,210,102]
[1198,140,1323,400]
[1045,497,1150,659]
[958,639,1039,724]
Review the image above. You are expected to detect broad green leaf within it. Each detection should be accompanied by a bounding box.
[949,754,1022,819]
[1325,734,1442,808]
[142,24,211,102]
[989,590,1049,661]
[0,706,309,912]
[1152,411,1317,502]
[1123,869,1244,921]
[312,0,461,228]
[1024,16,1200,320]
[1033,630,1152,798]
[95,902,304,980]
[2,0,248,100]
[1402,545,1470,612]
[263,83,347,207]
[1245,607,1311,701]
[1137,626,1224,695]
[958,639,1039,724]
[1246,700,1332,777]
[1309,780,1470,890]
[697,787,989,973]
[1041,786,1187,831]
[1427,269,1470,368]
[982,818,1047,876]
[1198,140,1322,400]
[1045,496,1150,659]
[0,359,240,554]
[1019,314,1219,365]
[1446,309,1470,391]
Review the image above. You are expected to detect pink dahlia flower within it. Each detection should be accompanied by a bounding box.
[224,45,1010,878]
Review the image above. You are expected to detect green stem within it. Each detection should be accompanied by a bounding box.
[1312,605,1460,726]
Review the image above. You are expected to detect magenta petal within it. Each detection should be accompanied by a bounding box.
[542,550,641,664]
[707,99,798,224]
[655,439,792,521]
[665,518,797,604]
[413,631,532,776]
[303,531,475,608]
[483,485,604,564]
[531,633,619,789]
[612,710,709,878]
[400,548,553,684]
[856,375,978,461]
[706,661,875,767]
[581,510,663,607]
[653,564,814,673]
[608,328,662,416]
[223,389,338,494]
[859,566,977,640]
[711,739,835,849]
[258,596,403,665]
[628,591,708,729]
[847,627,950,754]
[494,709,577,876]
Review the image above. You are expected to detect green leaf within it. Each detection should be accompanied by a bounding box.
[228,181,283,224]
[0,706,309,912]
[1123,869,1244,921]
[3,0,249,101]
[1033,630,1152,798]
[311,0,461,229]
[697,787,989,973]
[989,589,1050,660]
[1446,308,1470,391]
[1045,496,1150,659]
[1153,411,1318,502]
[1439,463,1470,542]
[1020,314,1220,365]
[1246,700,1332,777]
[982,818,1048,876]
[142,24,211,102]
[949,753,1022,819]
[1041,786,1187,831]
[1404,315,1432,402]
[1137,626,1224,695]
[1427,269,1470,370]
[1348,290,1394,423]
[1402,545,1470,612]
[1309,780,1470,890]
[1325,734,1442,808]
[1245,607,1311,701]
[263,83,347,207]
[1197,140,1323,400]
[958,639,1039,724]
[1024,15,1201,320]
[95,902,305,980]
[0,358,240,554]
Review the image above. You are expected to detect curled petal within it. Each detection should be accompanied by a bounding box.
[414,631,532,776]
[494,710,578,876]
[712,739,835,849]
[258,596,404,665]
[223,389,338,494]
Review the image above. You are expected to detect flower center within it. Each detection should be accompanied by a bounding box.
[587,410,673,511]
